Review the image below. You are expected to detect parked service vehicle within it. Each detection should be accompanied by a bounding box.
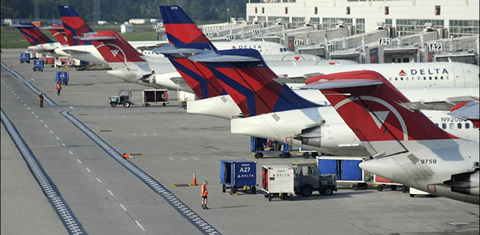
[374,175,408,193]
[261,165,294,201]
[251,137,291,159]
[292,162,337,197]
[220,160,257,194]
[33,60,44,72]
[317,157,370,190]
[143,88,169,107]
[109,89,133,108]
[20,53,30,63]
[55,71,69,85]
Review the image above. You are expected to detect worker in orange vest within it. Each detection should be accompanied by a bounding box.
[56,82,61,96]
[39,92,44,107]
[123,153,130,159]
[201,181,209,209]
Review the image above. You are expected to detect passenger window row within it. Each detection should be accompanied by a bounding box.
[389,76,449,81]
[435,122,471,130]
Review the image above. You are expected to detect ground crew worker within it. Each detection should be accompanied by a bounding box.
[123,153,130,159]
[201,181,209,209]
[39,92,44,108]
[56,82,61,96]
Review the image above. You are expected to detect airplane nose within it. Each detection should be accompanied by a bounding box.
[359,157,399,181]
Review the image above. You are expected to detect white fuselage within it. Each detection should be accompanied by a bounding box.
[191,88,479,156]
[28,42,63,54]
[360,139,479,204]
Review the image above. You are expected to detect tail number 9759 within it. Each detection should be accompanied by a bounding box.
[420,159,437,164]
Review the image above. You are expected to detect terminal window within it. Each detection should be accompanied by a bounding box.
[449,20,480,38]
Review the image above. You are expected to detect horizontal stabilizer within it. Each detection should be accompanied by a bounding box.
[154,44,205,54]
[189,51,260,63]
[42,25,64,30]
[450,100,479,121]
[10,24,35,28]
[80,36,116,41]
[302,79,383,90]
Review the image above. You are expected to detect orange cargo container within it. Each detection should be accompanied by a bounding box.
[32,21,45,27]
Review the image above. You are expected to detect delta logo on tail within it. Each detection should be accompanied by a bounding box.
[13,24,53,45]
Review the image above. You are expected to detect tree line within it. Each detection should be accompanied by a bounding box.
[1,0,248,24]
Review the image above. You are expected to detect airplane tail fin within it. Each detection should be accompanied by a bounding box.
[80,30,146,64]
[43,25,68,45]
[11,23,53,45]
[189,49,319,116]
[159,5,216,50]
[58,5,94,46]
[304,71,458,156]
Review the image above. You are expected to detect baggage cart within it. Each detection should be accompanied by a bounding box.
[143,89,169,107]
[317,156,370,190]
[109,89,133,108]
[251,137,291,159]
[220,160,257,194]
[33,60,44,72]
[261,165,294,201]
[374,175,408,192]
[20,53,30,63]
[55,71,69,85]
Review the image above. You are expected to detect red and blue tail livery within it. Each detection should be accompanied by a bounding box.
[159,5,216,50]
[190,49,318,116]
[80,31,146,63]
[11,23,53,45]
[58,5,94,46]
[43,25,68,45]
[306,71,458,143]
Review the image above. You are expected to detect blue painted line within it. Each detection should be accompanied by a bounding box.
[1,109,85,235]
[1,62,57,107]
[61,110,221,235]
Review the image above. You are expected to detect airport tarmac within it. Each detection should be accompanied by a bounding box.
[1,49,479,235]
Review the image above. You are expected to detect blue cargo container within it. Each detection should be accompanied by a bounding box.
[20,53,31,63]
[251,136,291,159]
[317,157,368,190]
[33,60,44,72]
[55,71,69,85]
[220,160,257,194]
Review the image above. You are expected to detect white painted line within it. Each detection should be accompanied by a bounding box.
[135,221,146,232]
[55,136,60,141]
[122,116,126,118]
[35,115,38,118]
[27,107,30,110]
[31,111,34,114]
[77,159,82,164]
[107,190,114,196]
[105,116,108,118]
[142,133,147,136]
[20,100,23,103]
[120,204,127,211]
[133,133,137,136]
[68,151,73,155]
[40,120,43,123]
[193,157,199,160]
[62,143,66,147]
[50,130,54,134]
[84,103,88,105]
[69,106,74,109]
[96,178,102,183]
[24,103,27,106]
[44,124,48,128]
[86,168,91,173]
[153,133,157,136]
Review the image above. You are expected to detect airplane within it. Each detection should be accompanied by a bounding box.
[10,23,62,54]
[303,70,479,204]
[188,48,478,156]
[55,5,330,70]
[41,24,69,46]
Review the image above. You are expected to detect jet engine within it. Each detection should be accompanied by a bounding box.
[444,169,479,196]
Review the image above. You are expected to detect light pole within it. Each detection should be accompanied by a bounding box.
[227,8,230,24]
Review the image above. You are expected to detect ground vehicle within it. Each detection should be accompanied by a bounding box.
[374,175,408,193]
[143,89,169,107]
[317,157,369,190]
[55,71,69,85]
[109,90,133,108]
[20,53,30,63]
[299,148,319,159]
[261,165,294,201]
[33,60,44,72]
[220,160,257,194]
[251,137,291,159]
[292,162,337,197]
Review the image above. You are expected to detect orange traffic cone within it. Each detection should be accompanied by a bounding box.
[192,171,198,186]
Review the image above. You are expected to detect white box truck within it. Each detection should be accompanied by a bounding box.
[261,165,294,201]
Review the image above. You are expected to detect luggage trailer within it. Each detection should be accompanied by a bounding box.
[261,165,295,201]
[317,156,371,190]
